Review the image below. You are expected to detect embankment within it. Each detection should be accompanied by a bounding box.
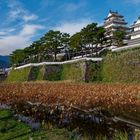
[102,47,140,83]
[6,59,102,82]
[6,47,140,83]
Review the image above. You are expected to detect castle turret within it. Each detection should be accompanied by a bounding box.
[128,17,140,45]
[104,10,129,46]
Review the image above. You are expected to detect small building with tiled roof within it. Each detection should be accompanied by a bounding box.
[128,17,140,45]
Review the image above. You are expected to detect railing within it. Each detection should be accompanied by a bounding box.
[0,72,6,75]
[7,44,140,70]
[0,69,7,75]
[15,57,103,70]
[112,43,140,52]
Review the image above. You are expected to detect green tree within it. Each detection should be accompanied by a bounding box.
[81,23,98,49]
[24,46,35,63]
[113,30,126,47]
[32,40,45,62]
[81,23,106,56]
[96,27,106,46]
[61,33,70,60]
[93,26,106,55]
[70,32,82,50]
[70,32,83,57]
[43,30,62,61]
[10,49,25,66]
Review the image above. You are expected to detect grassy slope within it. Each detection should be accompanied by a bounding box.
[102,48,140,83]
[6,47,140,83]
[6,67,31,82]
[0,109,71,140]
[6,61,86,82]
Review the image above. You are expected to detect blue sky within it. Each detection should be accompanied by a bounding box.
[0,0,140,55]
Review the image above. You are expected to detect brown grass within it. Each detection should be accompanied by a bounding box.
[0,82,140,116]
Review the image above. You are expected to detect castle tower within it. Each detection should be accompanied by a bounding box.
[104,10,129,46]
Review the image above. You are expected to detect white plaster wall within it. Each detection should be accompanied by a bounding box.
[105,23,126,29]
[131,34,140,39]
[15,58,103,70]
[136,19,140,24]
[134,26,140,31]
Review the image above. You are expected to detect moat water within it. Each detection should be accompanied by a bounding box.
[0,103,140,140]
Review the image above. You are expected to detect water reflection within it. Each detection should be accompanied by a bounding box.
[43,109,140,140]
[0,103,140,140]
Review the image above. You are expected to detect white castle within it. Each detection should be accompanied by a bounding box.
[104,11,140,47]
[104,11,129,37]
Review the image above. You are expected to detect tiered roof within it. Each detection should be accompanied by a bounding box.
[131,16,140,28]
[104,10,123,20]
[104,10,129,46]
[104,10,129,33]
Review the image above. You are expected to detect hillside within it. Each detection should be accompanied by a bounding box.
[6,60,101,82]
[6,47,140,83]
[102,47,140,83]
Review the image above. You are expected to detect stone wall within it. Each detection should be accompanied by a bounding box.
[6,60,101,82]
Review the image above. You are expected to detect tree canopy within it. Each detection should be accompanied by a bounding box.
[113,30,126,47]
[10,22,124,66]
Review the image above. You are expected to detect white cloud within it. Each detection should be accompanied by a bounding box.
[0,28,16,36]
[8,0,38,22]
[9,8,38,22]
[0,24,45,55]
[0,1,43,55]
[22,14,38,22]
[20,24,44,36]
[0,32,7,36]
[9,8,22,19]
[0,36,29,55]
[53,19,92,35]
[8,1,25,20]
[8,28,16,32]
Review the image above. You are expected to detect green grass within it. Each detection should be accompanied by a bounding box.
[0,109,71,140]
[102,47,140,83]
[6,47,140,83]
[0,109,31,140]
[6,61,87,82]
[5,61,102,83]
[113,131,128,140]
[6,67,31,82]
